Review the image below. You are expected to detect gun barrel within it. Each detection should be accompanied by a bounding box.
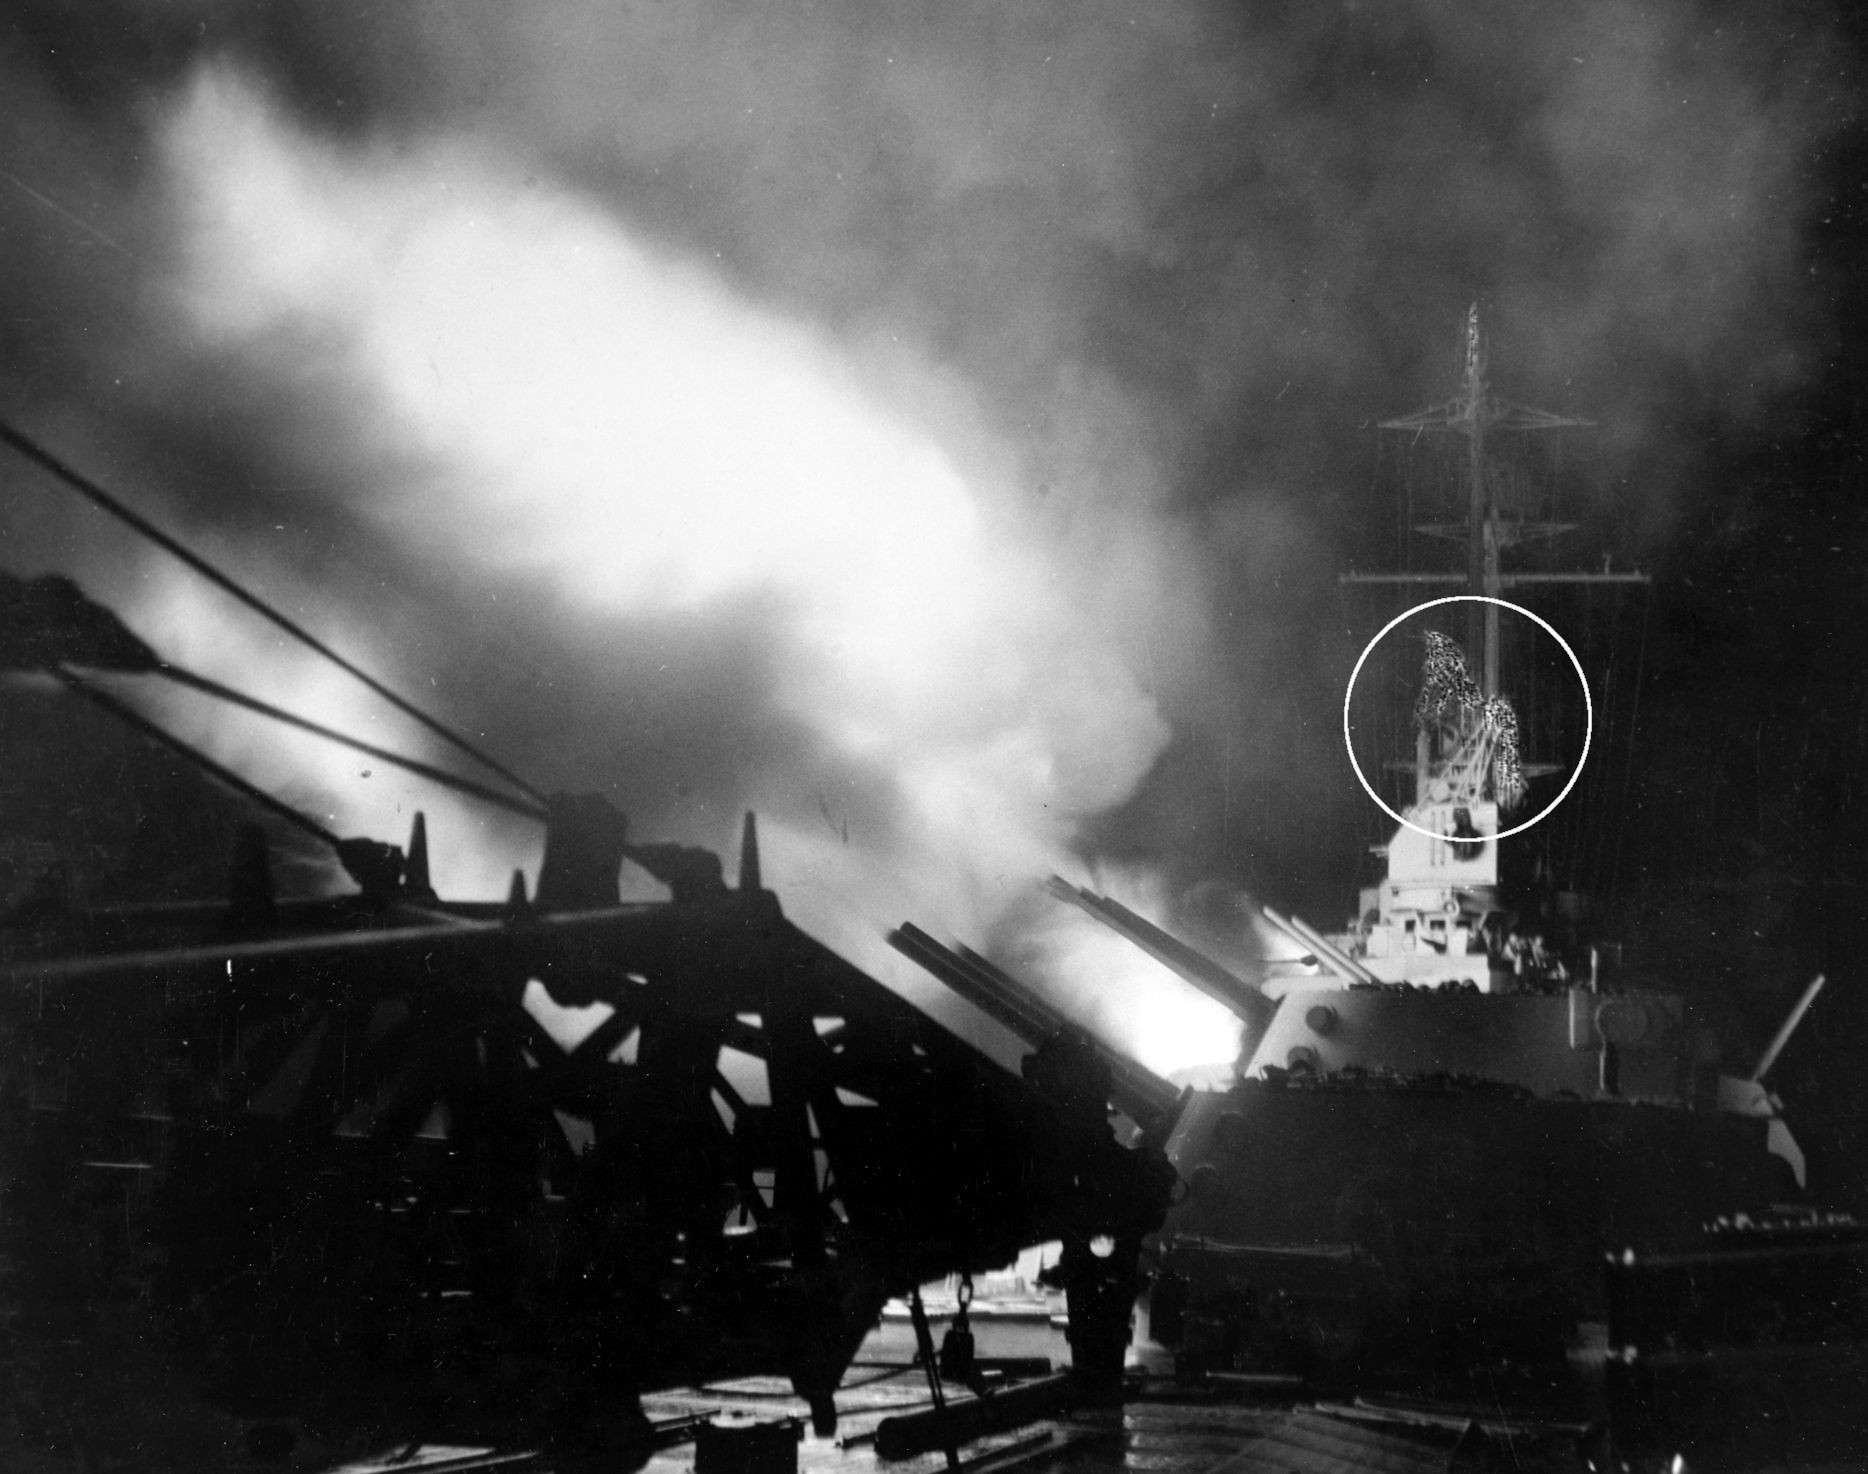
[887,922,1182,1131]
[1265,906,1380,986]
[1046,878,1276,1042]
[1751,973,1827,1083]
[955,943,1184,1125]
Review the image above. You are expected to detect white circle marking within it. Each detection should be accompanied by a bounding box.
[1341,595,1593,841]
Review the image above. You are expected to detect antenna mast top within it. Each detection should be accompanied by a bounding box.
[1375,305,1593,697]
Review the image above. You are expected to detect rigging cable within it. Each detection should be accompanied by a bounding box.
[0,417,548,808]
[1576,589,1612,893]
[1574,585,1603,888]
[1603,581,1653,906]
[155,663,550,823]
[1582,584,1620,895]
[48,664,341,850]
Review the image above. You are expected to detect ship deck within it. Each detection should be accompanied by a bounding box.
[324,1378,1580,1474]
[322,1380,1868,1474]
[308,1321,1862,1474]
[0,1264,1857,1472]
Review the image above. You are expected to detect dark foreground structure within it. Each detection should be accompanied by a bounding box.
[1,782,1178,1463]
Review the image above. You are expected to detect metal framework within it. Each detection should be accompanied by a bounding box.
[2,711,1177,1453]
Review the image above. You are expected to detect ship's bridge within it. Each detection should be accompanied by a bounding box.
[1348,800,1509,991]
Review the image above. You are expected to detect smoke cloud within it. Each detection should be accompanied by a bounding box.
[0,1,1847,1071]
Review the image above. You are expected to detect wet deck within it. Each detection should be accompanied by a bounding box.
[320,1316,1587,1474]
[322,1380,1489,1474]
[320,1345,1868,1474]
[4,1309,1855,1472]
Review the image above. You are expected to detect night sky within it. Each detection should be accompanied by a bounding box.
[1,4,1863,1190]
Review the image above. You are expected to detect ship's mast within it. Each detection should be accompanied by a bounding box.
[1462,308,1495,693]
[1347,305,1647,806]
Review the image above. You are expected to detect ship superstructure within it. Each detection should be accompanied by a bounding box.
[1050,308,1834,1389]
[1233,304,1765,1123]
[1323,302,1639,995]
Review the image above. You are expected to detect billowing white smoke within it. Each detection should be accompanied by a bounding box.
[136,66,1231,1066]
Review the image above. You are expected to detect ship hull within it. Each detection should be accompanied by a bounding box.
[1152,1076,1789,1384]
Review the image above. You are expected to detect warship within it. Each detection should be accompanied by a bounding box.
[1,314,1863,1472]
[1035,308,1865,1462]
